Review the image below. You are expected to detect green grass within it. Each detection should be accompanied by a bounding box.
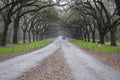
[69,39,120,53]
[0,39,54,54]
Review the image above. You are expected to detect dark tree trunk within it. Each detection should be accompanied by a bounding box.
[79,35,82,40]
[115,0,120,16]
[99,33,105,44]
[28,31,31,43]
[36,33,38,41]
[39,33,42,41]
[81,35,84,41]
[33,35,35,42]
[84,33,87,41]
[92,32,96,43]
[1,21,11,46]
[110,29,117,46]
[87,33,90,42]
[32,32,35,42]
[38,33,40,41]
[105,34,109,42]
[39,34,41,41]
[13,18,20,44]
[42,34,44,40]
[23,31,26,43]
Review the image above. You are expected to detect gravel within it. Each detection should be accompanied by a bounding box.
[62,40,120,80]
[1,37,120,80]
[75,45,120,71]
[0,39,60,80]
[16,49,74,80]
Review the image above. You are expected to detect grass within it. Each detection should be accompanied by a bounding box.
[69,39,120,53]
[0,39,54,54]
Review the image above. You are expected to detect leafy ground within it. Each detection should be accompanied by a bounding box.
[0,39,54,54]
[70,39,120,53]
[16,49,73,80]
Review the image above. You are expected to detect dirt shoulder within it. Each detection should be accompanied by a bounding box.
[16,49,74,80]
[74,44,120,71]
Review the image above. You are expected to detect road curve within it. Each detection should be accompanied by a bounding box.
[0,38,60,80]
[62,40,120,80]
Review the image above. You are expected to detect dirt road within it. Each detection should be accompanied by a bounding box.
[0,38,120,80]
[62,40,120,80]
[0,38,60,80]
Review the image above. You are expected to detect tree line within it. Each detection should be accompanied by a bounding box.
[0,0,120,46]
[0,0,65,46]
[62,0,120,46]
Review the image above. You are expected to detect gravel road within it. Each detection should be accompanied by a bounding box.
[62,40,120,80]
[0,38,60,80]
[0,37,120,80]
[16,49,73,80]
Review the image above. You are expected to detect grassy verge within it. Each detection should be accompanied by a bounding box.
[0,39,54,54]
[69,39,120,53]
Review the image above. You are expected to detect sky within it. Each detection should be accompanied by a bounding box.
[53,0,56,2]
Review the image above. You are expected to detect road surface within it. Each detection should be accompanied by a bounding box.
[0,38,60,80]
[62,40,120,80]
[0,37,120,80]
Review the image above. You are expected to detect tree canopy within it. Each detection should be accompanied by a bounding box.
[0,0,120,46]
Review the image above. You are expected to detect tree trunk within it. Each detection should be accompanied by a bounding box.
[84,33,87,41]
[105,34,109,42]
[42,34,44,40]
[39,33,41,41]
[32,32,35,42]
[92,32,96,43]
[110,29,117,46]
[115,0,120,16]
[1,21,11,46]
[79,35,82,40]
[99,33,105,44]
[87,33,90,42]
[36,33,38,41]
[28,31,31,43]
[13,18,20,44]
[23,31,26,43]
[81,34,84,41]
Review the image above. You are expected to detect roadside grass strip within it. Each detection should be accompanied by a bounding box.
[70,39,120,53]
[0,39,54,54]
